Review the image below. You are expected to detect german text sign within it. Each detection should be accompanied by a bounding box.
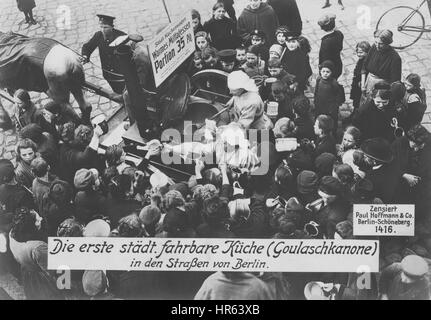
[48,238,379,272]
[147,15,195,87]
[353,204,415,236]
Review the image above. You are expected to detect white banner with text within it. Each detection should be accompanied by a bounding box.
[48,238,379,272]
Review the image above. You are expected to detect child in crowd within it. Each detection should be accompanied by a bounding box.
[269,44,284,61]
[405,73,427,106]
[281,31,310,92]
[241,45,265,78]
[293,96,315,141]
[203,2,238,50]
[270,80,295,120]
[313,114,337,157]
[314,60,345,137]
[351,41,371,110]
[275,26,289,48]
[191,9,204,33]
[201,47,221,70]
[249,29,269,62]
[187,51,204,77]
[267,58,298,94]
[218,49,237,73]
[195,31,211,52]
[236,46,247,66]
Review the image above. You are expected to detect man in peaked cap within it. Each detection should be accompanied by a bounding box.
[379,255,430,300]
[82,14,127,94]
[218,49,238,73]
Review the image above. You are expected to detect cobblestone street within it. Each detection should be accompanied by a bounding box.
[0,0,431,298]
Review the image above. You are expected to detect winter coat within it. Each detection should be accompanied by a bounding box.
[16,0,35,12]
[362,44,402,83]
[237,3,279,45]
[314,76,345,118]
[203,17,239,50]
[352,100,396,142]
[319,30,344,79]
[268,0,302,35]
[351,58,366,109]
[282,48,310,90]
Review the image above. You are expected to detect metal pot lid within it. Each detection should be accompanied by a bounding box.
[191,69,229,96]
[159,73,191,128]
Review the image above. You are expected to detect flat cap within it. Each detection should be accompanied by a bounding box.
[318,13,336,27]
[401,255,429,278]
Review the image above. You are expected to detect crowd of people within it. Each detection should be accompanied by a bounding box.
[1,0,431,300]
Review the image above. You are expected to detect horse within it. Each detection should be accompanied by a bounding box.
[0,31,91,117]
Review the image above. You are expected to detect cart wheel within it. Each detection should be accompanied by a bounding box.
[191,69,229,96]
[376,6,425,50]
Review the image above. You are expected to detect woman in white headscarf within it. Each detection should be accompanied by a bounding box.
[227,70,273,130]
[163,122,260,174]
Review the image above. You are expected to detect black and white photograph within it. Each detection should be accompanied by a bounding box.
[0,0,431,305]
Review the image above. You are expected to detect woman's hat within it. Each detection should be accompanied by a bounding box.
[83,219,111,237]
[139,205,161,226]
[304,282,330,300]
[150,171,170,189]
[269,44,284,57]
[360,138,394,163]
[318,176,343,196]
[74,168,96,190]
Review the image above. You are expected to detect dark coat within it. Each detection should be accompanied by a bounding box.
[18,104,58,139]
[16,0,35,12]
[364,160,402,204]
[74,190,108,224]
[294,117,315,141]
[0,184,34,232]
[40,197,76,237]
[81,29,126,81]
[203,17,239,50]
[230,197,269,238]
[316,199,352,238]
[314,134,336,158]
[392,136,431,221]
[281,48,309,90]
[58,143,101,184]
[362,45,402,83]
[237,3,279,45]
[319,30,344,79]
[221,0,237,23]
[379,263,430,300]
[314,76,345,118]
[351,58,366,108]
[352,100,396,143]
[267,0,302,35]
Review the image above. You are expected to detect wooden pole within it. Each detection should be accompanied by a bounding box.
[162,0,172,23]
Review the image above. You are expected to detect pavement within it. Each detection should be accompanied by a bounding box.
[0,0,431,299]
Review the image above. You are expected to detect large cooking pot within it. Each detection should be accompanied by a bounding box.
[174,98,230,138]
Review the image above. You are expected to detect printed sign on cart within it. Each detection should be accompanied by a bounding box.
[147,15,195,87]
[353,204,415,236]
